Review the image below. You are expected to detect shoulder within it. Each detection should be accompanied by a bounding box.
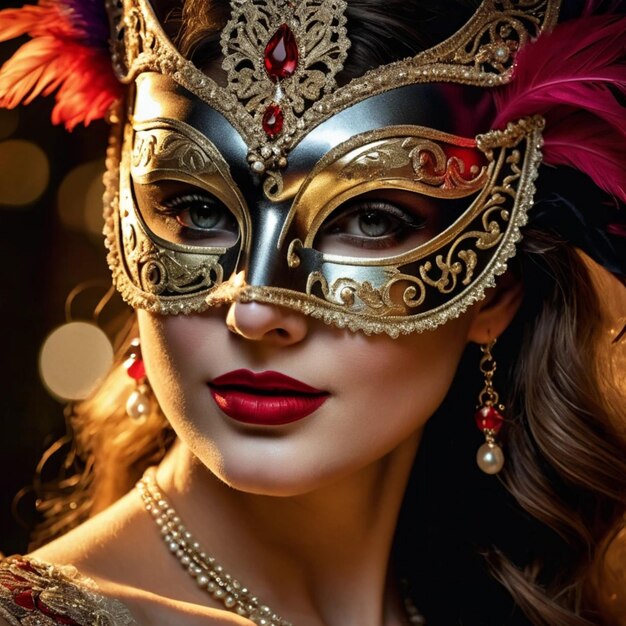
[0,556,137,626]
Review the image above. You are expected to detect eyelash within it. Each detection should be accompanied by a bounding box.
[158,192,238,241]
[323,200,427,249]
[160,193,212,212]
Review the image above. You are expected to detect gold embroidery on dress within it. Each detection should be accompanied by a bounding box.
[0,558,136,626]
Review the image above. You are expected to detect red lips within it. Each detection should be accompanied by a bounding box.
[209,369,329,425]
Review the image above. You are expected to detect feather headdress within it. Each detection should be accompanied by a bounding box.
[491,2,626,284]
[0,0,121,130]
[492,9,626,204]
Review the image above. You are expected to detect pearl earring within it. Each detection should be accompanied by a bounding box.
[474,339,505,474]
[124,338,152,421]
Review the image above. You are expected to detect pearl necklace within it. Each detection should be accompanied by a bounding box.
[136,470,426,625]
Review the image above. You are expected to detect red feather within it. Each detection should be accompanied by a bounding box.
[492,14,626,202]
[0,2,121,129]
[0,3,83,43]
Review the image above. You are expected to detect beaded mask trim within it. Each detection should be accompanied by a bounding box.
[104,97,544,336]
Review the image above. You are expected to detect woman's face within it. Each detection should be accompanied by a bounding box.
[138,300,475,496]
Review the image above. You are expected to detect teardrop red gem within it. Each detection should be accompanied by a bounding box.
[264,23,299,80]
[474,405,504,433]
[262,103,284,138]
[124,356,146,381]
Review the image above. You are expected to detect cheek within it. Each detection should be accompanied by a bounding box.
[137,311,231,466]
[136,311,203,425]
[323,319,471,451]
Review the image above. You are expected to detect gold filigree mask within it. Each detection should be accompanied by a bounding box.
[104,0,558,336]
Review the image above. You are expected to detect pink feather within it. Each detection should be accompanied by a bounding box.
[542,111,626,201]
[492,13,626,202]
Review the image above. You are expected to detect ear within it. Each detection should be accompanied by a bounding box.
[467,271,524,344]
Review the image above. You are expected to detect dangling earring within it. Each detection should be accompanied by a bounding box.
[124,338,152,421]
[474,338,505,474]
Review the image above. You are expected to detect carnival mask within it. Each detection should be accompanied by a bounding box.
[104,0,558,336]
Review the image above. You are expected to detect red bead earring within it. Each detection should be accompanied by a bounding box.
[474,339,505,474]
[124,338,152,421]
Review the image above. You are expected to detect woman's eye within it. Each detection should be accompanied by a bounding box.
[160,193,239,244]
[316,200,428,255]
[339,210,400,238]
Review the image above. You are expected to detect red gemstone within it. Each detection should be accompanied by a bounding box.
[444,145,486,180]
[474,405,504,433]
[16,561,37,574]
[125,356,146,381]
[13,590,36,610]
[264,23,299,80]
[262,103,284,137]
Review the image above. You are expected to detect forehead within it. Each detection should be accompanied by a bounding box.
[132,72,487,197]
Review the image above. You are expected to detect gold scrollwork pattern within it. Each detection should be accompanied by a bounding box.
[306,269,427,317]
[122,223,224,296]
[103,115,229,315]
[221,0,349,115]
[221,110,539,341]
[443,0,552,73]
[132,130,217,176]
[124,224,224,296]
[291,117,542,329]
[340,137,488,191]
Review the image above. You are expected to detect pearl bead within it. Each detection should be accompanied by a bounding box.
[477,442,505,474]
[126,388,151,420]
[494,46,507,60]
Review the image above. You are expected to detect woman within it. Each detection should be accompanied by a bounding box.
[0,0,625,624]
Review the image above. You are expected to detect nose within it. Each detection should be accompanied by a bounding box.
[226,301,308,346]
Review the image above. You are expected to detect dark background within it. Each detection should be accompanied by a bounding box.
[0,1,127,554]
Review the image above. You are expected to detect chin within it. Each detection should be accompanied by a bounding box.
[195,438,358,498]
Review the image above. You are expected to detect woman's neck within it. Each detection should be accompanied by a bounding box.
[154,434,422,626]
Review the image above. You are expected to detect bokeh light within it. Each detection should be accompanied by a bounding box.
[39,321,114,401]
[0,139,50,206]
[57,160,106,237]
